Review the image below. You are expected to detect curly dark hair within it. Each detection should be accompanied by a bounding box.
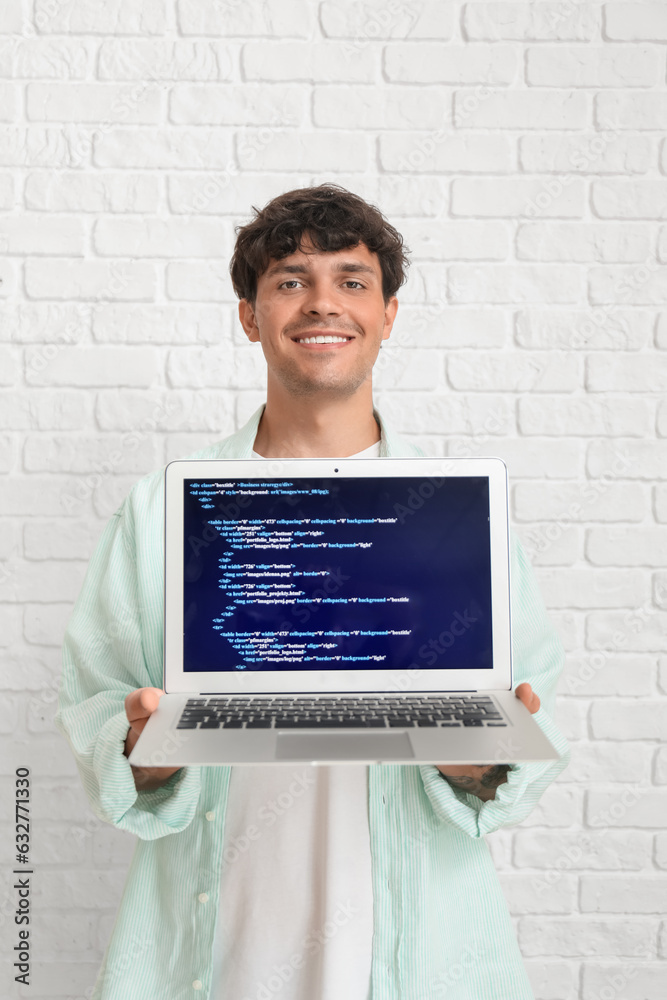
[229,184,411,306]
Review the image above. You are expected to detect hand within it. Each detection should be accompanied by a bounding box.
[124,687,182,792]
[435,684,541,801]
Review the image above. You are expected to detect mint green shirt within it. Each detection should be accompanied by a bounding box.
[56,405,570,1000]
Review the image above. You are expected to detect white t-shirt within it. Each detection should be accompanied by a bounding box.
[210,440,380,1000]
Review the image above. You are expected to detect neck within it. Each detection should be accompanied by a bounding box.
[253,380,380,458]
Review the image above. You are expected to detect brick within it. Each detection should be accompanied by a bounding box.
[96,388,235,434]
[526,45,658,87]
[539,567,647,609]
[36,868,124,909]
[657,832,667,868]
[25,258,156,302]
[659,400,667,437]
[0,431,16,471]
[393,307,509,349]
[582,963,666,1000]
[0,125,94,168]
[0,259,16,298]
[236,130,370,172]
[320,1,452,40]
[464,3,598,41]
[98,39,234,80]
[525,961,577,1000]
[384,42,518,84]
[454,88,586,129]
[448,351,579,392]
[27,82,162,124]
[550,610,583,651]
[587,526,667,567]
[371,175,449,218]
[587,612,667,653]
[25,346,158,388]
[24,603,72,645]
[373,391,514,438]
[94,128,232,169]
[93,217,229,258]
[513,482,647,522]
[518,523,582,568]
[656,487,667,523]
[465,439,582,481]
[519,916,655,957]
[593,180,667,220]
[399,220,508,260]
[0,82,17,121]
[92,304,227,344]
[591,700,667,741]
[24,519,102,560]
[166,262,235,302]
[166,347,265,389]
[178,0,314,36]
[243,41,376,82]
[170,84,304,126]
[0,215,83,255]
[34,0,166,34]
[654,572,667,610]
[0,172,12,208]
[655,746,667,784]
[604,3,667,41]
[449,265,583,304]
[518,396,650,437]
[0,604,21,646]
[0,561,85,604]
[588,787,667,829]
[379,132,513,174]
[515,828,652,871]
[0,345,18,384]
[0,37,91,78]
[589,264,667,306]
[0,4,22,31]
[588,440,666,480]
[519,133,651,175]
[168,171,310,215]
[516,308,652,350]
[596,92,667,131]
[587,353,667,391]
[0,390,88,430]
[24,433,159,474]
[25,170,159,212]
[313,85,449,131]
[92,824,136,866]
[518,223,649,263]
[373,349,440,391]
[499,873,577,914]
[17,962,103,996]
[520,785,582,828]
[453,179,584,218]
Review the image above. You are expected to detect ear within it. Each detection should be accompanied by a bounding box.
[382,296,399,342]
[238,299,260,343]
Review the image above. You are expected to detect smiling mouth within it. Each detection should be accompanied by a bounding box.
[294,334,353,344]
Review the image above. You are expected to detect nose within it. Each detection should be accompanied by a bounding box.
[302,279,342,317]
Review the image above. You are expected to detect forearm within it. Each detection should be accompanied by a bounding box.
[123,729,182,792]
[438,764,511,802]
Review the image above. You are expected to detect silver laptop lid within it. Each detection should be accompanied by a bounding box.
[164,457,512,695]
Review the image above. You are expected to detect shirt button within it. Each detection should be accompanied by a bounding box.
[198,892,209,904]
[192,980,203,990]
[205,811,215,821]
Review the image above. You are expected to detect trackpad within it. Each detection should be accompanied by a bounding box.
[275,732,414,761]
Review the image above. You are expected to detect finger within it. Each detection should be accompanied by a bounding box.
[125,687,163,725]
[515,683,540,715]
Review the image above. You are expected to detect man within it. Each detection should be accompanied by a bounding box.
[57,184,569,1000]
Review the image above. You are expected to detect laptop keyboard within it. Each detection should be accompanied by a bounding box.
[176,694,507,730]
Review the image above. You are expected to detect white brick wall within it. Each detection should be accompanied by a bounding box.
[1,3,665,997]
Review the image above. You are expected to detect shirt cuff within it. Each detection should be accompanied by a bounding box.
[90,710,202,840]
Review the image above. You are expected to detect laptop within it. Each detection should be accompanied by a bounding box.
[128,457,559,767]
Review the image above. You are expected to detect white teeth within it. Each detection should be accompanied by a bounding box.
[297,335,350,344]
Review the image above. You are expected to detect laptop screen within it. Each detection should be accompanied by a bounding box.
[182,474,493,674]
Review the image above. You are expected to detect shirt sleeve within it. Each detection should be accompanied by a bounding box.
[418,531,571,838]
[55,494,203,841]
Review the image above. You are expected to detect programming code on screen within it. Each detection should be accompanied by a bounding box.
[182,476,493,673]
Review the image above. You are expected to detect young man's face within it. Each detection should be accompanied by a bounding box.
[238,235,398,399]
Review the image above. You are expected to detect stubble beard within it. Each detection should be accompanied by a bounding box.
[271,353,375,400]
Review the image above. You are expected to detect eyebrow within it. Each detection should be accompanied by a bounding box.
[265,261,378,279]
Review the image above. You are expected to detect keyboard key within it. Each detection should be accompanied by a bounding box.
[246,719,272,728]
